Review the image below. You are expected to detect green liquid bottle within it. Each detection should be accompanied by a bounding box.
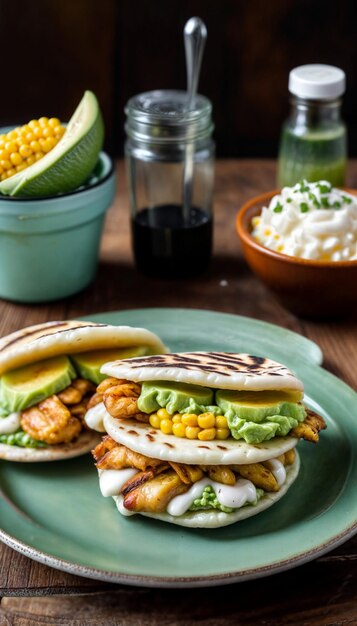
[278,65,347,188]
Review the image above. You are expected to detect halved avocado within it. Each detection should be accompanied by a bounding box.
[215,389,304,423]
[71,346,152,385]
[0,355,76,413]
[0,91,104,197]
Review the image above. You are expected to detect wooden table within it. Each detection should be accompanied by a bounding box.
[0,160,356,625]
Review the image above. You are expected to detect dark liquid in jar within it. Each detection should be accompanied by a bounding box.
[131,204,212,278]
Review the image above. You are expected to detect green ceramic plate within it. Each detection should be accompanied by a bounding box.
[1,308,356,588]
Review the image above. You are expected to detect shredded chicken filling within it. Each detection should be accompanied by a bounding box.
[92,437,296,513]
[20,378,96,445]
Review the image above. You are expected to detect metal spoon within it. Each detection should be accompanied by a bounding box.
[182,17,207,223]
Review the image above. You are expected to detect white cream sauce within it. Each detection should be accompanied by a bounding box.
[84,402,107,432]
[264,459,286,487]
[167,477,257,517]
[252,181,357,261]
[100,455,288,517]
[0,412,21,435]
[99,468,138,497]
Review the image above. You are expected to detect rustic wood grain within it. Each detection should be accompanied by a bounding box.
[0,160,356,625]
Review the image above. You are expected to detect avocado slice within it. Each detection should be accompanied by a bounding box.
[71,346,152,385]
[137,381,214,415]
[0,355,76,413]
[215,389,304,423]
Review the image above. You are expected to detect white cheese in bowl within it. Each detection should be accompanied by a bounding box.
[251,180,357,261]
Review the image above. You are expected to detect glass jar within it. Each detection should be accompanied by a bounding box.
[125,90,215,278]
[278,65,347,188]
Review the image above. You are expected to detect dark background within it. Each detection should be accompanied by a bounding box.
[1,0,356,157]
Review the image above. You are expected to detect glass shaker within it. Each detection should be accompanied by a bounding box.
[125,90,215,278]
[277,64,347,187]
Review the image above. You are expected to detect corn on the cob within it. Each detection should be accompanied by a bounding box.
[0,118,65,181]
[149,410,231,440]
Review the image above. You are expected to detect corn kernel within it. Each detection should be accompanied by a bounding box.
[172,413,182,424]
[19,144,32,158]
[0,166,3,175]
[28,120,38,129]
[185,426,200,439]
[27,155,36,166]
[43,126,54,138]
[5,141,17,153]
[157,408,170,420]
[216,428,230,440]
[149,413,161,429]
[34,126,43,138]
[7,130,18,141]
[35,151,44,161]
[160,419,173,434]
[172,422,186,437]
[19,125,30,135]
[0,149,9,161]
[182,413,198,427]
[198,428,216,441]
[42,138,54,153]
[6,168,16,178]
[30,140,41,152]
[1,159,11,170]
[10,153,23,166]
[54,125,65,136]
[0,172,6,181]
[197,413,215,429]
[16,163,27,172]
[49,117,60,128]
[39,117,49,127]
[215,415,228,428]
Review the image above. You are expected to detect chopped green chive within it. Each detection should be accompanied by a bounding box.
[317,183,331,194]
[300,202,309,213]
[308,192,321,208]
[342,195,353,204]
[333,201,341,209]
[273,202,283,213]
[299,181,310,192]
[321,197,330,208]
[286,197,292,203]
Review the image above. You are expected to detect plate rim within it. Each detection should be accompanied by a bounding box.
[0,521,356,588]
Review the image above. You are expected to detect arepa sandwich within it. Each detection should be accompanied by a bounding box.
[0,320,167,461]
[88,352,326,528]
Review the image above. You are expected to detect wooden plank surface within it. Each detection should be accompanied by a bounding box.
[0,160,356,625]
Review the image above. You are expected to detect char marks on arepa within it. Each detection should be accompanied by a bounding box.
[120,352,289,379]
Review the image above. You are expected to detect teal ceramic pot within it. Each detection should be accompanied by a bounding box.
[0,152,115,303]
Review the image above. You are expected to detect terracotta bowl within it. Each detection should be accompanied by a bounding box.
[236,189,357,319]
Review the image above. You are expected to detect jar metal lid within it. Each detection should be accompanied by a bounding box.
[125,90,214,143]
[289,64,346,100]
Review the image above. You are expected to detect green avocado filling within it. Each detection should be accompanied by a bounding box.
[0,429,47,448]
[216,390,306,444]
[138,382,306,444]
[189,485,264,513]
[137,381,218,415]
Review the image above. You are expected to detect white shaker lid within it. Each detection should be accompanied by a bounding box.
[289,64,346,100]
